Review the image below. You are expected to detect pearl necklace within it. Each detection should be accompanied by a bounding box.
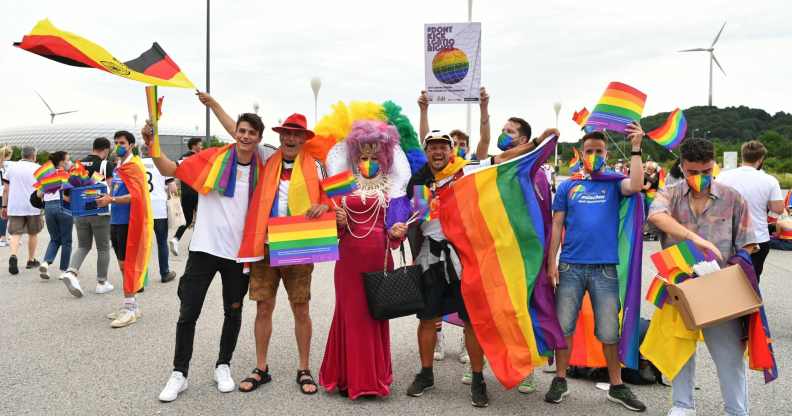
[342,174,389,239]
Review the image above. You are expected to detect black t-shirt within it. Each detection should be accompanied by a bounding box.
[643,172,659,193]
[81,154,114,180]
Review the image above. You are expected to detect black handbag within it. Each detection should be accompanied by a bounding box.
[363,243,425,320]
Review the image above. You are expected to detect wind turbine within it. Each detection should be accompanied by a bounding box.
[34,91,78,124]
[679,22,727,107]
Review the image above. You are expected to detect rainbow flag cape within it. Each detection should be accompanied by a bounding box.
[175,144,260,197]
[647,108,687,150]
[14,19,195,88]
[145,85,164,157]
[321,170,358,199]
[567,169,644,370]
[116,155,153,293]
[267,213,339,266]
[585,82,647,134]
[439,137,565,388]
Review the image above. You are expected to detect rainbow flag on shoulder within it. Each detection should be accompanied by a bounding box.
[439,136,565,388]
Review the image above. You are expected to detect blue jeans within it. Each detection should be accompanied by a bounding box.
[555,262,621,344]
[44,200,74,271]
[0,197,7,236]
[154,218,170,278]
[672,318,748,415]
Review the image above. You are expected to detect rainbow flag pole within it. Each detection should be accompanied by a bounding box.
[145,85,164,157]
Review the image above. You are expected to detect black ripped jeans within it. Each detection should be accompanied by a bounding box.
[172,251,250,376]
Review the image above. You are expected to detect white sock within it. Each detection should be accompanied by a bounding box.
[123,297,137,309]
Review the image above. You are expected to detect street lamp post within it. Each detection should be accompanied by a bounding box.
[310,77,322,124]
[465,0,473,137]
[553,102,562,167]
[205,0,211,143]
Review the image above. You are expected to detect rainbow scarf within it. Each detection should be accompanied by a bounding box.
[439,137,566,388]
[567,170,644,370]
[175,144,260,197]
[585,82,647,134]
[116,155,153,293]
[647,108,687,150]
[434,156,469,182]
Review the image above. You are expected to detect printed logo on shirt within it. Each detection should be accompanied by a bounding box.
[572,185,608,205]
[568,184,585,201]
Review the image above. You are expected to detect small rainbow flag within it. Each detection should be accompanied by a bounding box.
[82,188,100,197]
[650,240,710,276]
[35,170,68,193]
[412,185,432,222]
[647,108,687,150]
[267,212,339,267]
[33,161,55,181]
[68,160,91,186]
[568,147,582,172]
[320,170,358,199]
[572,107,590,128]
[145,85,164,157]
[644,270,690,308]
[585,82,647,134]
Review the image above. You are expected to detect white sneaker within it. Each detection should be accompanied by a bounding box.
[110,308,138,328]
[458,334,469,364]
[159,371,188,402]
[168,238,180,256]
[62,272,84,298]
[96,281,114,294]
[667,407,696,416]
[0,240,8,247]
[214,364,235,393]
[39,263,50,279]
[433,332,445,361]
[107,308,141,320]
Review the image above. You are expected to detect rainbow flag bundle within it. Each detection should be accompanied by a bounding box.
[647,108,687,150]
[145,85,164,157]
[267,213,339,267]
[321,170,358,199]
[439,137,566,388]
[585,82,647,134]
[175,144,260,197]
[35,170,69,194]
[412,185,433,222]
[117,156,153,293]
[15,19,195,88]
[68,160,94,187]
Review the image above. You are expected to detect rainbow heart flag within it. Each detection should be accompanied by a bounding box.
[439,137,566,388]
[647,108,687,150]
[268,212,339,267]
[145,85,164,157]
[585,82,647,134]
[321,170,358,199]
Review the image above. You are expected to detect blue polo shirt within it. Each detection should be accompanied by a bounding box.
[109,174,130,225]
[552,179,622,264]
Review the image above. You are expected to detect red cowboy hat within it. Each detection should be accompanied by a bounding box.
[272,113,315,139]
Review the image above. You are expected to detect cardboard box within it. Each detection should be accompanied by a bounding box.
[667,265,761,331]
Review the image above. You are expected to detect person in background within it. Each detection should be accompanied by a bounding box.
[664,159,685,188]
[0,146,13,247]
[39,151,73,279]
[168,137,203,256]
[2,145,42,275]
[715,140,784,281]
[141,144,177,283]
[449,129,475,161]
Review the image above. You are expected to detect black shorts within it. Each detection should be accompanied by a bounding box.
[110,224,129,260]
[416,260,469,322]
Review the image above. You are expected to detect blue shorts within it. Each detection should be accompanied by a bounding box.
[555,262,621,345]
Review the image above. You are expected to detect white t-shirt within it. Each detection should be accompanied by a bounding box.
[142,158,168,219]
[4,160,41,216]
[189,163,250,260]
[716,166,784,243]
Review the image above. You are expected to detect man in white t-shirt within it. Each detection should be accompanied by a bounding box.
[144,102,275,402]
[716,140,785,281]
[1,146,42,275]
[141,145,177,283]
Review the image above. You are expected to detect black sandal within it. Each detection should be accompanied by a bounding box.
[296,369,318,395]
[238,367,271,393]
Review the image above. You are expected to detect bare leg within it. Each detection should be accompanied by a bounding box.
[464,323,485,373]
[418,319,439,368]
[555,336,574,378]
[27,234,37,261]
[9,234,21,257]
[291,301,315,393]
[603,343,623,385]
[240,299,276,391]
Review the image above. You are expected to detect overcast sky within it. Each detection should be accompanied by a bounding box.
[1,0,788,150]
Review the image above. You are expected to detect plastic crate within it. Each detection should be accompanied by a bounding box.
[62,184,109,217]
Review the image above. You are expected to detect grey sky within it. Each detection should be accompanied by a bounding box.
[1,0,788,150]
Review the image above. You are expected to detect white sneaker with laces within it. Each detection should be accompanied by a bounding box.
[159,371,188,402]
[39,263,50,279]
[458,333,469,364]
[214,364,235,393]
[433,332,445,361]
[667,407,696,416]
[168,238,180,257]
[111,308,138,328]
[62,272,84,298]
[0,240,8,247]
[96,281,114,294]
[107,308,142,320]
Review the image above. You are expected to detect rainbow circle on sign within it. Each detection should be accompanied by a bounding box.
[432,48,469,85]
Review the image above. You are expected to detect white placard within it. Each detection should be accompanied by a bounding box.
[424,22,481,104]
[723,151,738,170]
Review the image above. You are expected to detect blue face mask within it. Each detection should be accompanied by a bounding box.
[497,133,515,151]
[115,144,127,157]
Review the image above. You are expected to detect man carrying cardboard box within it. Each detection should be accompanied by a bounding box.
[648,138,756,416]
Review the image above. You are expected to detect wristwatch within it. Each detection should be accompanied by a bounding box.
[631,150,642,156]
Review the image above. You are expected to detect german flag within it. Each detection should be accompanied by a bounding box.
[14,19,195,89]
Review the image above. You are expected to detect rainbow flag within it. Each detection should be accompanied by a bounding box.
[33,161,55,181]
[116,155,153,293]
[645,188,657,207]
[658,168,666,189]
[267,212,339,267]
[439,137,565,388]
[572,107,590,128]
[650,239,710,276]
[35,170,68,193]
[321,170,358,199]
[68,160,92,187]
[412,185,432,222]
[568,147,582,174]
[175,144,260,197]
[145,85,164,157]
[647,108,687,150]
[82,188,100,197]
[585,82,647,134]
[569,293,606,368]
[644,270,690,308]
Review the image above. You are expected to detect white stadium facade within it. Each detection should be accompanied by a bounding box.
[0,124,223,159]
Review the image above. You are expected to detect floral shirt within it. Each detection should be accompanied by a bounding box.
[649,180,755,266]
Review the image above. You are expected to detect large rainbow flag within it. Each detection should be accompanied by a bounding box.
[647,108,687,150]
[14,19,194,88]
[116,155,153,293]
[439,137,565,388]
[585,82,647,134]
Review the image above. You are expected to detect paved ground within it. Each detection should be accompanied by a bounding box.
[1,230,789,416]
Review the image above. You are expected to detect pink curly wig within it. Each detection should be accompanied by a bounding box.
[346,120,400,174]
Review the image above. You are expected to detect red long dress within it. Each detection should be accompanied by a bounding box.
[319,195,396,399]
